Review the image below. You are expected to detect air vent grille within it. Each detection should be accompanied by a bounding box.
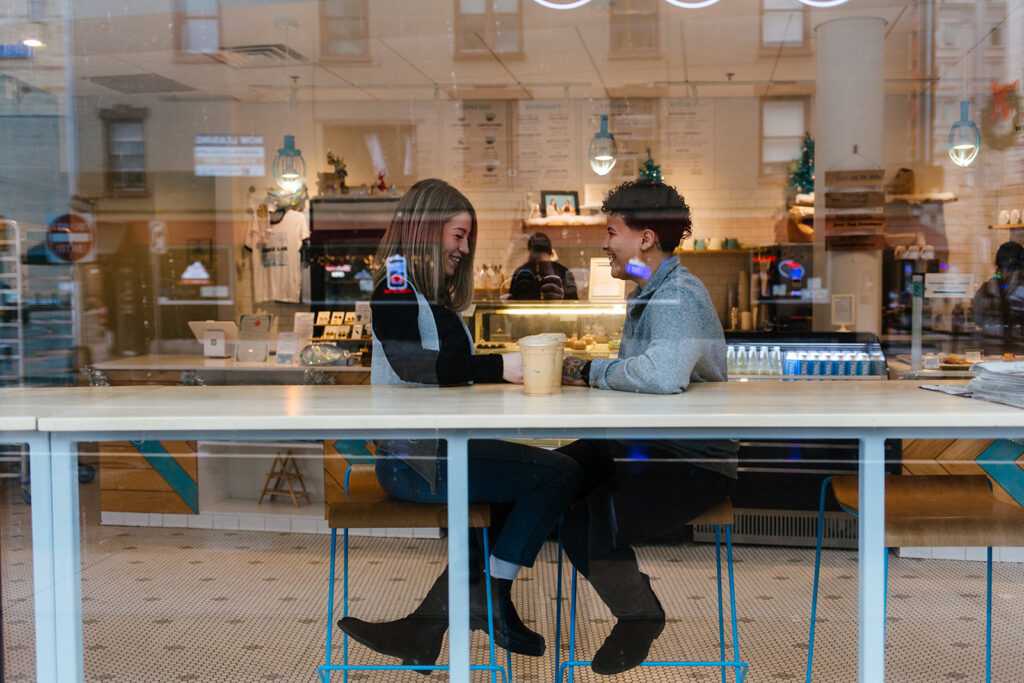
[215,44,308,68]
[693,508,858,548]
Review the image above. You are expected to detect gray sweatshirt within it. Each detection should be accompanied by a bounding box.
[588,257,738,478]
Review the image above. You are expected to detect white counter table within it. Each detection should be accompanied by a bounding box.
[8,380,1024,682]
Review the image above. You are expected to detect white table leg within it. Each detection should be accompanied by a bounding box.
[27,433,57,683]
[445,434,470,683]
[50,434,84,683]
[858,435,886,683]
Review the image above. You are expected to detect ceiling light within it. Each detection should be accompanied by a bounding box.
[796,0,851,7]
[662,0,722,8]
[20,22,45,48]
[531,0,594,9]
[947,100,980,168]
[273,135,306,192]
[588,114,618,176]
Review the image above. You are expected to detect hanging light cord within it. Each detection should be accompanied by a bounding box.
[923,0,1024,98]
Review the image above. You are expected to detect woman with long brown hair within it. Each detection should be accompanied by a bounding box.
[337,178,583,668]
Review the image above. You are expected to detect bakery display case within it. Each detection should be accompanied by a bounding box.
[471,300,626,358]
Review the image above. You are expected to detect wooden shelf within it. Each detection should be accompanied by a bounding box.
[676,248,758,255]
[989,224,1024,230]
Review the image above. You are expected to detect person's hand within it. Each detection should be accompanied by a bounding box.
[502,351,524,383]
[562,356,588,386]
[540,275,564,300]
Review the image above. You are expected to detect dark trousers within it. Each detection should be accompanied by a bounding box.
[556,439,736,576]
[375,439,583,568]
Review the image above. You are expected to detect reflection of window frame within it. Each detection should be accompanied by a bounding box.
[609,0,660,60]
[175,0,221,62]
[454,0,523,60]
[759,97,809,179]
[759,0,809,55]
[100,106,148,197]
[320,0,371,63]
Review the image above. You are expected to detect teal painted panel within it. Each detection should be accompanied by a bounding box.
[976,439,1024,507]
[130,441,199,513]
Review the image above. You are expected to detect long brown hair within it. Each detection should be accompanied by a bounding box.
[373,178,477,311]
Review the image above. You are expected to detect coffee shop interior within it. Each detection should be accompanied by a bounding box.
[2,0,1024,681]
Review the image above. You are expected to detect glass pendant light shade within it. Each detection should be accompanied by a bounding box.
[20,22,46,48]
[588,114,618,176]
[947,100,980,168]
[273,135,306,192]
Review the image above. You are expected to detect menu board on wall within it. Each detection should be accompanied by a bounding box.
[660,99,714,190]
[515,100,576,188]
[444,101,509,187]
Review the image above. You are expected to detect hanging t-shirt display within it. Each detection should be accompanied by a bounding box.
[245,209,309,303]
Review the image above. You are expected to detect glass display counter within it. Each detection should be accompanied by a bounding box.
[471,300,627,358]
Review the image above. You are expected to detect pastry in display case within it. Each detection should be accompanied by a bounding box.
[471,301,626,359]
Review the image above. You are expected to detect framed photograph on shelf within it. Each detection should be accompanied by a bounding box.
[541,190,580,217]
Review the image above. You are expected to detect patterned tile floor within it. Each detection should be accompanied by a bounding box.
[3,480,1024,682]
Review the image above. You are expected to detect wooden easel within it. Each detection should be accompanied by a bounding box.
[258,450,311,508]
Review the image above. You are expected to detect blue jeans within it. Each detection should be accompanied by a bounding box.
[375,439,583,567]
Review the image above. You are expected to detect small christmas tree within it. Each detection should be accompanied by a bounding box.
[788,132,815,194]
[638,148,663,183]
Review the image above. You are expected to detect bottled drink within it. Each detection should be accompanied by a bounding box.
[784,351,799,376]
[758,346,770,375]
[726,346,736,374]
[770,346,783,375]
[735,346,748,374]
[797,351,811,376]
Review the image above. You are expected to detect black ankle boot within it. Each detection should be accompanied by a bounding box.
[586,560,666,675]
[471,576,545,657]
[337,567,449,675]
[336,616,446,674]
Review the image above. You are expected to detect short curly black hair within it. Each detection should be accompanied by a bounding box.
[601,179,692,252]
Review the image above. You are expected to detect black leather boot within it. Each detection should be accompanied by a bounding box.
[337,567,449,675]
[586,557,666,675]
[471,575,545,657]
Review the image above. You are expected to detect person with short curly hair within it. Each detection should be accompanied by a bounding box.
[557,179,738,675]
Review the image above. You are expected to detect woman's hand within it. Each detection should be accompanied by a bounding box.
[562,356,589,386]
[502,352,524,383]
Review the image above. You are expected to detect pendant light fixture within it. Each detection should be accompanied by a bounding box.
[795,0,850,7]
[21,0,46,47]
[531,0,593,8]
[662,0,721,8]
[273,135,306,192]
[947,100,981,168]
[588,114,617,176]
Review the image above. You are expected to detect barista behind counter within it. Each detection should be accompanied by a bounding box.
[509,232,578,301]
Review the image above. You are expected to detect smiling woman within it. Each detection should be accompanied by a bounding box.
[338,178,587,668]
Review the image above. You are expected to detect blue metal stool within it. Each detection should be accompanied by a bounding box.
[554,498,748,683]
[806,474,1024,683]
[317,463,511,682]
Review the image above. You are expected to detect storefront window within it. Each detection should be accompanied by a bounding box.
[4,2,1024,681]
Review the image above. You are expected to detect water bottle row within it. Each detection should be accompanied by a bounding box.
[726,345,783,375]
[727,345,886,377]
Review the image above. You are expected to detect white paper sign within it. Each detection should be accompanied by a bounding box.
[516,100,576,187]
[661,99,714,189]
[925,273,975,298]
[276,332,299,365]
[293,312,315,343]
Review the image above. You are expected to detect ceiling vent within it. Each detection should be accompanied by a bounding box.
[86,74,193,94]
[214,44,308,69]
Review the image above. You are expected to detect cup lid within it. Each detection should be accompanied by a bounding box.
[518,333,565,346]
